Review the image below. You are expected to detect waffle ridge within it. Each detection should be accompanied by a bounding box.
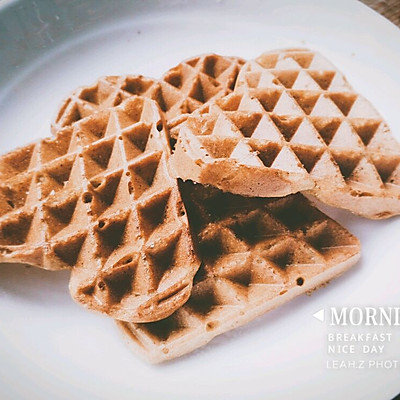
[118,181,361,363]
[52,54,245,135]
[0,96,199,323]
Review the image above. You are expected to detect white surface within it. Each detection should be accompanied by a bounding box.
[0,1,400,399]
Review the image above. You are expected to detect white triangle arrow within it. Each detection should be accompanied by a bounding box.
[313,309,325,322]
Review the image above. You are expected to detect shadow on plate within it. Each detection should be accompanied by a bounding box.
[0,262,71,305]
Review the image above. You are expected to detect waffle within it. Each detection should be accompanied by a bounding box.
[169,93,316,198]
[0,96,199,323]
[231,48,400,218]
[117,181,361,363]
[52,54,245,136]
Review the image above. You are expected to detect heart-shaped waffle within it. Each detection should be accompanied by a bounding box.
[0,96,199,323]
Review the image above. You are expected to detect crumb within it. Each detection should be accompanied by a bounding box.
[306,281,330,295]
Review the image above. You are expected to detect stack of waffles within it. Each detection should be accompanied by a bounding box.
[1,49,399,363]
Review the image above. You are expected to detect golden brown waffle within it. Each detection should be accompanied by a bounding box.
[0,96,199,323]
[52,54,245,135]
[117,181,361,363]
[230,48,400,218]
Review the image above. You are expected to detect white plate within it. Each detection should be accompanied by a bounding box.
[0,1,400,399]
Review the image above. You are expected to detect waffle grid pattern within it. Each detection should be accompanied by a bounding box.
[118,183,360,363]
[236,49,400,218]
[0,96,199,323]
[52,54,245,134]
